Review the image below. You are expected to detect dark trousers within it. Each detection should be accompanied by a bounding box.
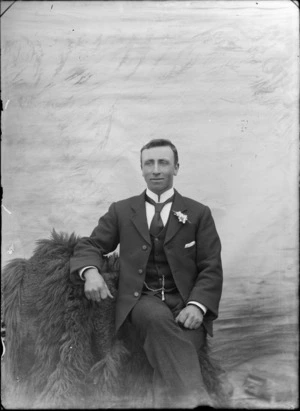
[129,292,210,408]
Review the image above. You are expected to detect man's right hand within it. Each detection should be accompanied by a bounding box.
[83,268,114,302]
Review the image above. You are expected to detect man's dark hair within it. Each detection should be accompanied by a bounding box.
[140,139,179,166]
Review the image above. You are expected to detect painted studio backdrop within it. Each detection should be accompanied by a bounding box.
[1,0,299,408]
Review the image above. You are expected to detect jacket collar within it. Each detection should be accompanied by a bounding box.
[130,189,187,245]
[130,190,151,244]
[164,189,187,245]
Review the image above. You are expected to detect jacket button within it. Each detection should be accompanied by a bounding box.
[142,245,147,250]
[138,269,143,274]
[134,291,139,297]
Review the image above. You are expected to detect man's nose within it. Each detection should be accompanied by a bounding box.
[153,163,161,174]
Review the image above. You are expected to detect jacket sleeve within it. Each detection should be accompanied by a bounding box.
[187,206,223,321]
[69,202,120,284]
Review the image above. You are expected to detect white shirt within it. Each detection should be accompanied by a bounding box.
[145,187,174,228]
[80,187,207,315]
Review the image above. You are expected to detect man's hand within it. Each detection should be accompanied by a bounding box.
[175,305,203,330]
[83,268,113,302]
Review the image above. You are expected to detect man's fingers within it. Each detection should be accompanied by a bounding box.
[176,312,188,324]
[187,320,201,330]
[102,282,113,299]
[183,314,202,329]
[107,288,114,299]
[92,290,101,302]
[99,288,108,299]
[86,290,99,302]
[99,284,113,300]
[175,313,182,323]
[184,317,193,329]
[176,306,203,329]
[84,278,113,301]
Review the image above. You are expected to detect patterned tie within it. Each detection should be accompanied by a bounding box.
[145,194,174,236]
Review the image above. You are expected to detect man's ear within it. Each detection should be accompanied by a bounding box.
[174,163,180,176]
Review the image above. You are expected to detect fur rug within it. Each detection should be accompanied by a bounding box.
[2,230,231,409]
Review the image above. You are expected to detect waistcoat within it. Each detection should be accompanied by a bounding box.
[143,222,177,294]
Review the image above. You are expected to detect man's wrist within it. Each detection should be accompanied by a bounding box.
[197,306,205,316]
[187,301,207,316]
[79,266,98,281]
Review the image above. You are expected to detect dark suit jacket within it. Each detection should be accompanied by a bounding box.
[70,190,223,336]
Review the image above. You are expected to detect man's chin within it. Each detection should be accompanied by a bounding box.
[148,184,169,195]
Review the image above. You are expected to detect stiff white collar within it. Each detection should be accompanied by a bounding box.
[146,187,175,203]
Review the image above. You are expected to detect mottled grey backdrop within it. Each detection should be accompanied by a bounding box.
[1,0,299,408]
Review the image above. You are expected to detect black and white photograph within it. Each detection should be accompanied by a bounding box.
[1,0,299,408]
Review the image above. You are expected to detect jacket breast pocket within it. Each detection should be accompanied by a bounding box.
[183,243,196,257]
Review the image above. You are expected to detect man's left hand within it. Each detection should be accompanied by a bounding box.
[175,305,203,329]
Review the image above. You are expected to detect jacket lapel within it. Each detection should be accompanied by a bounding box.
[164,190,188,245]
[131,191,151,245]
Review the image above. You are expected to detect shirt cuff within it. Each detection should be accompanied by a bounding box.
[79,266,97,280]
[187,301,207,315]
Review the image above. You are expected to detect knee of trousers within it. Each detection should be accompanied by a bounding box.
[132,309,178,339]
[144,316,183,345]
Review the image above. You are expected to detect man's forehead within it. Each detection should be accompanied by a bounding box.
[141,146,174,160]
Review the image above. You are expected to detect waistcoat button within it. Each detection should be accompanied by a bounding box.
[142,245,147,250]
[134,291,139,297]
[138,269,143,274]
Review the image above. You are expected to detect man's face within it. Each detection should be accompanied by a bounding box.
[141,146,179,195]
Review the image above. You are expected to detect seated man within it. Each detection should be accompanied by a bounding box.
[70,138,223,408]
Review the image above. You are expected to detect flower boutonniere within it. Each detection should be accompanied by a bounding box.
[173,210,189,224]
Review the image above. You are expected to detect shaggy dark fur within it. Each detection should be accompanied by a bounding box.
[2,230,231,409]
